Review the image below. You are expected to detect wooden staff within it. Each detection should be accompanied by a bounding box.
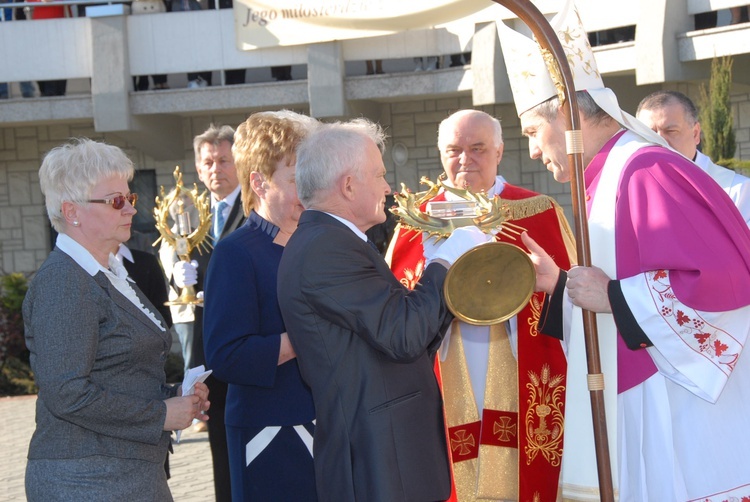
[490,1,614,499]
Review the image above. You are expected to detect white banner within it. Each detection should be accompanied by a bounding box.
[234,0,492,50]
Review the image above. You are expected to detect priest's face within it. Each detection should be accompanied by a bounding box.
[438,111,503,193]
[521,107,570,183]
[636,100,700,160]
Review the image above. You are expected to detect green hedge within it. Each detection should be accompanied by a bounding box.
[716,158,750,176]
[0,273,35,396]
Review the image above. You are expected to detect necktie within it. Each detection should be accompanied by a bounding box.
[214,200,228,239]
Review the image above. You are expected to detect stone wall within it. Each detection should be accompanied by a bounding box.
[2,91,750,275]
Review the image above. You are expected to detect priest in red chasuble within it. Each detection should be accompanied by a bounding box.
[387,109,576,502]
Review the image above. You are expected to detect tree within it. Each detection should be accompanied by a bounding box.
[0,272,35,395]
[699,56,736,162]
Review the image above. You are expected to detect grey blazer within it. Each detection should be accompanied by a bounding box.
[23,248,176,464]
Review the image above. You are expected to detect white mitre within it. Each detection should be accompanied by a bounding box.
[498,0,668,147]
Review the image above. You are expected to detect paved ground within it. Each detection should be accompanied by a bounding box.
[0,394,216,501]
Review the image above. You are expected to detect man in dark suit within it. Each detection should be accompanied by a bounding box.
[159,123,244,502]
[118,244,172,329]
[277,118,491,502]
[115,242,174,477]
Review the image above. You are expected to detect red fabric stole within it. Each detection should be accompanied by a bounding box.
[389,184,573,502]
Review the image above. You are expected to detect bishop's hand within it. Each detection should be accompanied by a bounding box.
[521,232,560,295]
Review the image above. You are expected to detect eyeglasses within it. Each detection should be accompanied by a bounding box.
[87,193,138,210]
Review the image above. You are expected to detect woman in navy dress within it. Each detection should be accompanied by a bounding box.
[203,111,319,501]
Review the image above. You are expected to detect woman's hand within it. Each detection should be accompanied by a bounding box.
[192,381,210,413]
[163,384,211,431]
[278,332,297,365]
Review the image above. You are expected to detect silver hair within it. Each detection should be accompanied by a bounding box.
[193,123,235,164]
[296,118,387,208]
[39,138,134,232]
[437,109,504,151]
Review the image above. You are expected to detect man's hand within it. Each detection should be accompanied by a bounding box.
[173,260,198,288]
[424,226,493,267]
[520,232,560,294]
[567,266,612,313]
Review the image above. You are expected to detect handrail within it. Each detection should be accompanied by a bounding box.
[0,0,225,11]
[0,0,129,8]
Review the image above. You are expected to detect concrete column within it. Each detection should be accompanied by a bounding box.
[307,41,347,118]
[472,21,514,107]
[636,0,702,84]
[90,14,133,132]
[89,12,183,159]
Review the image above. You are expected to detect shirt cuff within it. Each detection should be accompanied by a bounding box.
[539,269,567,340]
[607,279,653,350]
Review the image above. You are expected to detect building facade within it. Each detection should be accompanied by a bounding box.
[2,0,750,274]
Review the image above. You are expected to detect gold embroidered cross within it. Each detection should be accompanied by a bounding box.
[493,416,517,443]
[451,430,476,456]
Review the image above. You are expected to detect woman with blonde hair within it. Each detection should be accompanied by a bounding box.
[203,111,319,500]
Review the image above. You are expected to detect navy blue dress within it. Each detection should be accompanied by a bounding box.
[204,211,316,501]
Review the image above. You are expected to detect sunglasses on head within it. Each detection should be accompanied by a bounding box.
[87,193,138,210]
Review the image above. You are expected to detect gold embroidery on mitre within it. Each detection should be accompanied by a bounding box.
[524,365,564,467]
[561,10,601,81]
[499,0,605,117]
[540,46,566,107]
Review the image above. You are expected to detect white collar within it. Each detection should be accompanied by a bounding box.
[324,212,369,242]
[443,175,507,200]
[56,233,110,277]
[116,243,134,264]
[213,185,241,209]
[56,234,164,331]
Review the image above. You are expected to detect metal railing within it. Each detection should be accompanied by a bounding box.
[0,0,223,20]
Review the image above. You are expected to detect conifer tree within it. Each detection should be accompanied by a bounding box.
[699,56,736,161]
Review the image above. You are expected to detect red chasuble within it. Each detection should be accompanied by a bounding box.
[389,183,576,502]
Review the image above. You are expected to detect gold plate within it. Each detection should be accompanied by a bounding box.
[444,242,536,326]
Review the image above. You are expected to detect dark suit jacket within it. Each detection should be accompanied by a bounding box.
[197,196,245,502]
[193,196,244,365]
[277,210,453,502]
[124,248,172,328]
[162,195,245,369]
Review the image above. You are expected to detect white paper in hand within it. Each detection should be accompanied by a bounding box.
[175,364,212,442]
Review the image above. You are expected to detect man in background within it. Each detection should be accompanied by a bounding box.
[388,109,575,502]
[636,89,750,226]
[159,123,243,502]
